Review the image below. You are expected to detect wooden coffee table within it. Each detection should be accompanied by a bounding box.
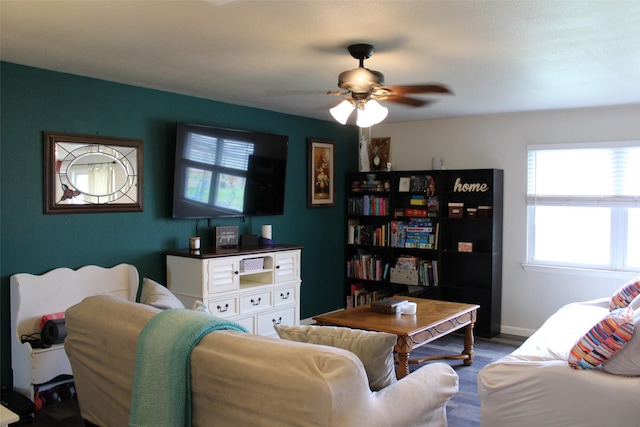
[313,297,479,378]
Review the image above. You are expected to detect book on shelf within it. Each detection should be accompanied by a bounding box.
[392,218,437,249]
[348,285,390,308]
[348,224,388,247]
[398,177,411,192]
[348,195,389,216]
[417,259,438,287]
[346,253,387,281]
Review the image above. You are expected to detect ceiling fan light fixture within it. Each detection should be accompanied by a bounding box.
[356,99,388,128]
[330,99,355,125]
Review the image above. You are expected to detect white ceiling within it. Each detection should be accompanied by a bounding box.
[2,0,640,124]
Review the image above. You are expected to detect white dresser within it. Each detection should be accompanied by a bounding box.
[166,245,302,337]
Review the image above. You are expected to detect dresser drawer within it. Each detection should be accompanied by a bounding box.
[233,315,256,334]
[257,307,296,336]
[239,290,272,314]
[274,286,296,307]
[207,296,239,318]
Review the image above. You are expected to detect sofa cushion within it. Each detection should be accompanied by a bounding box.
[602,308,640,376]
[609,276,640,310]
[568,306,635,370]
[274,324,397,391]
[140,278,184,310]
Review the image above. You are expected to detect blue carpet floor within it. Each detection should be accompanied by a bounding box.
[409,333,522,427]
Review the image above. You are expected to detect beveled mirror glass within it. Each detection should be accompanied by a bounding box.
[44,132,143,213]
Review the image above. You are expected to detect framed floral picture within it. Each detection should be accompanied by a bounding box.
[368,137,391,171]
[307,138,335,208]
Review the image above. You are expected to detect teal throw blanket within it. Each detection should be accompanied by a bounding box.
[129,309,248,427]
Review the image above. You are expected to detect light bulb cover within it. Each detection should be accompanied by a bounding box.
[329,99,355,125]
[356,99,388,128]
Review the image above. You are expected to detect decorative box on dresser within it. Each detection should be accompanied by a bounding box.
[166,245,302,337]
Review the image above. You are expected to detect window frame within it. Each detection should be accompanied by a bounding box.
[526,141,640,274]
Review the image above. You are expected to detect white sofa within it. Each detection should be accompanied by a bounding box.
[478,297,640,427]
[65,295,459,427]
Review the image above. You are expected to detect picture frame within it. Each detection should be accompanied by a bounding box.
[307,138,335,208]
[368,137,391,171]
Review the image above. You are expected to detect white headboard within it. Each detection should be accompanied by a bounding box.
[10,263,139,339]
[9,263,139,399]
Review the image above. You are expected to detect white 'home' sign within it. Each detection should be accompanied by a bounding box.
[453,177,489,192]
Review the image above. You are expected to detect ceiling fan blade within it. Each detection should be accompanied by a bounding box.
[383,84,453,95]
[384,95,432,107]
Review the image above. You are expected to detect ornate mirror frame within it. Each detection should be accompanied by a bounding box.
[44,132,143,214]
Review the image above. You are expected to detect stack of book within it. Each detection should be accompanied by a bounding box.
[347,196,389,216]
[346,253,387,281]
[404,218,436,249]
[347,220,387,246]
[418,259,439,287]
[390,220,439,249]
[347,283,389,308]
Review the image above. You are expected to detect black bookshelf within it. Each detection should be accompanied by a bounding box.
[345,169,503,337]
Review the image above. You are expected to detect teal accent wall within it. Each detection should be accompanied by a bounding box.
[0,62,358,387]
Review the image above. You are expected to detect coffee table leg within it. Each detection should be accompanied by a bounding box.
[397,351,410,379]
[462,322,475,366]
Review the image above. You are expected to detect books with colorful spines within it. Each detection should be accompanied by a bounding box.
[354,287,369,306]
[350,282,364,298]
[362,195,370,215]
[390,221,406,248]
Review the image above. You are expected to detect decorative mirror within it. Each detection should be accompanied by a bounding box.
[44,132,143,214]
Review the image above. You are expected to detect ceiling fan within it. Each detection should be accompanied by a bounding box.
[328,43,453,127]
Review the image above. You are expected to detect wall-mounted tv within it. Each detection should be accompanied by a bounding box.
[172,123,289,219]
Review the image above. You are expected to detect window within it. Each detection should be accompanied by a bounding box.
[527,141,640,272]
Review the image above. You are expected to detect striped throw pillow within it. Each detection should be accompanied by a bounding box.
[610,277,640,311]
[568,306,635,370]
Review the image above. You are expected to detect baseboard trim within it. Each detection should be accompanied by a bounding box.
[500,325,535,338]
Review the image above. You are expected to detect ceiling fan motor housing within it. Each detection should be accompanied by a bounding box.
[337,67,385,93]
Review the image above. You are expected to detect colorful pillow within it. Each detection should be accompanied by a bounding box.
[602,309,640,376]
[274,324,397,391]
[140,278,185,310]
[629,294,640,312]
[609,276,640,310]
[568,307,634,370]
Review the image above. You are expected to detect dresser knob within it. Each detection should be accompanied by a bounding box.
[217,303,229,313]
[251,297,261,306]
[272,317,283,325]
[280,292,290,300]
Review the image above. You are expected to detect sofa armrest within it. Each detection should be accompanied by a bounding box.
[368,363,459,427]
[479,358,640,427]
[578,297,611,309]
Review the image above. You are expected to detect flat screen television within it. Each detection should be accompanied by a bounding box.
[172,123,289,219]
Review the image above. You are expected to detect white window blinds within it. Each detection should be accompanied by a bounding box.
[185,134,254,171]
[527,142,640,206]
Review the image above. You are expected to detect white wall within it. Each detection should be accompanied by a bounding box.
[371,103,640,336]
